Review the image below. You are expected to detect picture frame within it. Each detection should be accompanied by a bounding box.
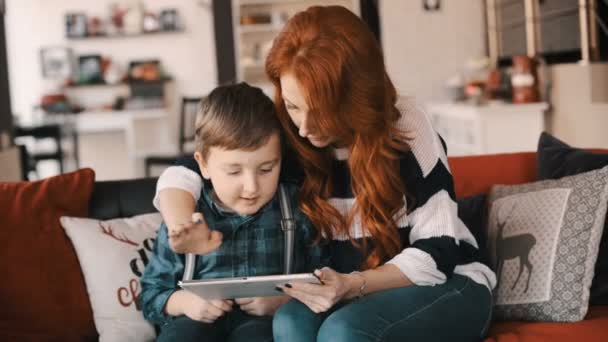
[423,0,440,11]
[77,54,103,84]
[159,9,179,31]
[40,46,74,79]
[65,12,88,38]
[128,59,161,82]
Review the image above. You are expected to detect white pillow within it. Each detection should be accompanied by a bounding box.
[60,213,162,342]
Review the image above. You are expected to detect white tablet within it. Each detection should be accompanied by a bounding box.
[178,273,321,299]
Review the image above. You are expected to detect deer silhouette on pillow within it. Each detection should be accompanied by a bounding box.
[495,203,537,293]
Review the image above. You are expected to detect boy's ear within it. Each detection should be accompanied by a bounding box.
[194,152,211,180]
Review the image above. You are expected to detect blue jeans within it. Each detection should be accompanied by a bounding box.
[273,274,492,342]
[157,308,273,342]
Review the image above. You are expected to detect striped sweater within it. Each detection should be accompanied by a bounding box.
[153,97,496,290]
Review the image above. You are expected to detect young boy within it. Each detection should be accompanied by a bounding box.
[140,83,322,342]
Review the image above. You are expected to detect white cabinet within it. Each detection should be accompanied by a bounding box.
[232,0,360,94]
[425,102,548,156]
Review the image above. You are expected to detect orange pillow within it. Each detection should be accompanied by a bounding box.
[0,169,97,341]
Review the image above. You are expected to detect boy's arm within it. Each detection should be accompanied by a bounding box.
[158,188,196,233]
[155,165,222,254]
[140,224,185,326]
[154,165,201,233]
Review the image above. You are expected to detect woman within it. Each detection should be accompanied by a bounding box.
[156,6,495,342]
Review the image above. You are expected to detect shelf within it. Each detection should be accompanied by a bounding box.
[238,24,281,34]
[242,62,265,70]
[233,0,360,87]
[66,29,184,41]
[63,79,172,89]
[239,0,309,5]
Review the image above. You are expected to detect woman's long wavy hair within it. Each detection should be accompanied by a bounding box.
[266,6,411,269]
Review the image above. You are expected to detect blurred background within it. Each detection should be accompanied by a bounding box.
[0,0,607,181]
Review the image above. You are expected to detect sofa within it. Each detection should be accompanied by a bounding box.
[1,149,608,341]
[450,152,608,341]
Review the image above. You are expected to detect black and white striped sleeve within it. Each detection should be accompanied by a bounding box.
[386,98,479,286]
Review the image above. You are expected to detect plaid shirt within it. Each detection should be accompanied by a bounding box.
[140,182,324,326]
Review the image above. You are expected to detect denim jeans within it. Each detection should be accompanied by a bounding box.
[273,274,493,342]
[157,307,273,342]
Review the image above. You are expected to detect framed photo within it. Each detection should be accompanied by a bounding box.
[40,46,74,79]
[78,54,103,84]
[159,9,179,31]
[65,12,88,38]
[128,59,161,82]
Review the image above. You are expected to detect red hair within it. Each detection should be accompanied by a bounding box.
[266,6,410,269]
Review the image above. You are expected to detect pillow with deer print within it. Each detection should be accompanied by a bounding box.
[60,213,162,342]
[487,165,608,322]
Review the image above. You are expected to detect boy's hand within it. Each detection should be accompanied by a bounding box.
[182,292,234,323]
[235,296,290,316]
[168,213,223,254]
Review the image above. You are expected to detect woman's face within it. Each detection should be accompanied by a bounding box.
[280,72,335,148]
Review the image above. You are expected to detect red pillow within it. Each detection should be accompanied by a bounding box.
[0,169,97,341]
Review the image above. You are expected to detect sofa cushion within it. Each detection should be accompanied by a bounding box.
[0,169,97,341]
[486,305,608,342]
[457,194,490,267]
[449,152,537,198]
[88,178,158,220]
[488,166,608,322]
[60,213,161,342]
[538,132,608,305]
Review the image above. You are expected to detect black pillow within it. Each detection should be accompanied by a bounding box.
[456,194,490,268]
[537,132,608,305]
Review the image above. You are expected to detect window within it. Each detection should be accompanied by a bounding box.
[487,0,608,65]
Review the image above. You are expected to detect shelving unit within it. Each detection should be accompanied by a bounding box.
[66,29,184,41]
[63,79,172,89]
[231,0,360,94]
[58,30,180,179]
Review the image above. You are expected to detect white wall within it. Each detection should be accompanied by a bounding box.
[380,0,486,102]
[5,0,218,120]
[549,63,608,149]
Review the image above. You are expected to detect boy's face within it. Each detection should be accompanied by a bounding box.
[194,133,282,216]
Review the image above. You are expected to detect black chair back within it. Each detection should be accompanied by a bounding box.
[178,97,203,153]
[144,96,203,177]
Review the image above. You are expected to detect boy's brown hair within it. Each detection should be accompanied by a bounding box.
[195,82,281,160]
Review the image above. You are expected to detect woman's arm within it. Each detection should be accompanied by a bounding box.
[342,264,412,299]
[277,264,411,313]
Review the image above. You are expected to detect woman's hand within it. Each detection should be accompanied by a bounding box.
[235,296,290,316]
[167,213,223,254]
[277,267,359,313]
[181,292,234,323]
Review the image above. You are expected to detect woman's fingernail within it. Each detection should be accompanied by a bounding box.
[275,286,283,292]
[285,283,292,288]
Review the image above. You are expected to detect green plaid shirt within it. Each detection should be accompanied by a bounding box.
[140,182,324,325]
